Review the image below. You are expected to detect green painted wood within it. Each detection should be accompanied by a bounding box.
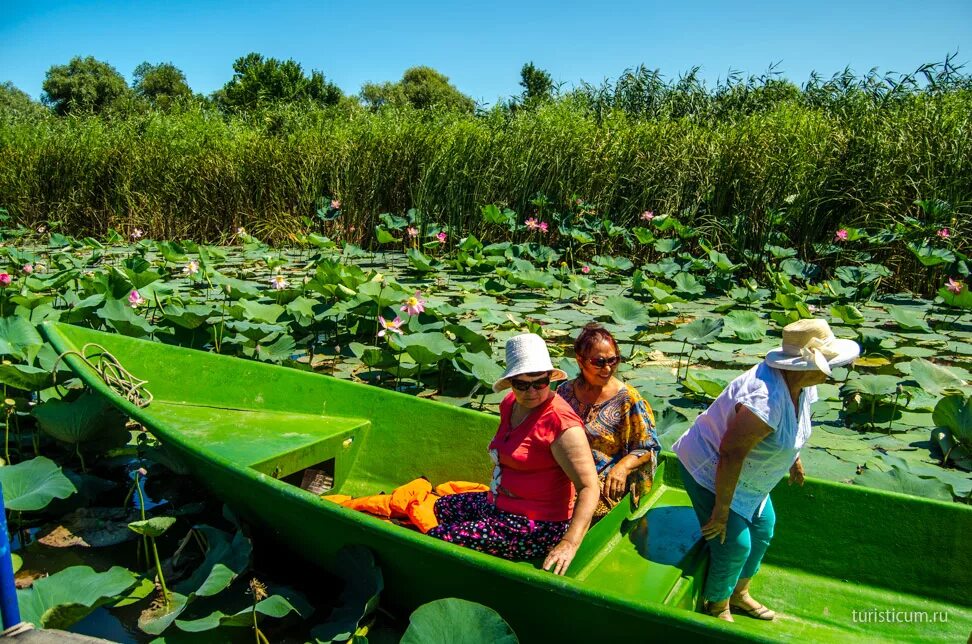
[41,322,972,643]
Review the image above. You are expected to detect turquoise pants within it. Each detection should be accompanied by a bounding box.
[678,461,776,602]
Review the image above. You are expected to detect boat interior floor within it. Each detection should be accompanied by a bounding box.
[579,484,971,642]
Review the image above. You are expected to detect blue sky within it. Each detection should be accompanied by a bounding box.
[1,0,970,106]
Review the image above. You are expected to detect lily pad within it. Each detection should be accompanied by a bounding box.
[0,456,76,511]
[18,565,136,629]
[401,598,518,644]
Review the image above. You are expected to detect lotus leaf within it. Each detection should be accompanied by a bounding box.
[673,318,724,345]
[603,296,648,326]
[175,526,253,595]
[254,334,297,364]
[17,565,136,630]
[0,362,53,391]
[907,242,955,267]
[374,226,401,244]
[481,204,517,228]
[938,283,972,309]
[510,269,556,289]
[407,248,439,273]
[399,332,458,364]
[855,461,953,501]
[0,315,44,363]
[886,305,931,332]
[908,359,968,395]
[681,374,727,400]
[33,390,128,446]
[459,350,504,387]
[653,238,681,254]
[0,456,76,511]
[830,304,866,326]
[128,516,176,537]
[310,545,383,643]
[162,303,214,330]
[723,311,766,342]
[672,272,705,297]
[175,593,308,632]
[96,298,156,337]
[933,393,972,448]
[401,598,518,644]
[841,374,900,399]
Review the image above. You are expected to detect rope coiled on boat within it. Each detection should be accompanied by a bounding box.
[52,343,154,408]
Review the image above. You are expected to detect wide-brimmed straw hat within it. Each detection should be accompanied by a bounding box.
[493,333,568,392]
[764,318,860,376]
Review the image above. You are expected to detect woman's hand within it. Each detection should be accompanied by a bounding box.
[543,538,578,576]
[603,462,630,500]
[701,508,729,544]
[789,458,805,486]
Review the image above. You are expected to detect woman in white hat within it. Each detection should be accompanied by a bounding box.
[671,318,859,622]
[428,333,599,575]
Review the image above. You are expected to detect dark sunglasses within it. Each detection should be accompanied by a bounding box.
[587,356,622,368]
[510,376,551,391]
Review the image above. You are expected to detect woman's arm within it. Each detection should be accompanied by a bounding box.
[543,425,599,576]
[702,405,773,544]
[603,451,654,500]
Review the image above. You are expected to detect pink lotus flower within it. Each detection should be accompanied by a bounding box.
[947,277,964,295]
[131,228,143,240]
[835,229,849,241]
[538,221,549,233]
[436,232,447,244]
[401,291,427,316]
[407,226,418,238]
[128,290,145,308]
[21,264,33,274]
[0,273,10,287]
[581,265,591,274]
[641,210,654,221]
[525,217,539,230]
[269,275,289,290]
[331,199,341,210]
[183,260,199,276]
[938,228,950,239]
[378,316,404,337]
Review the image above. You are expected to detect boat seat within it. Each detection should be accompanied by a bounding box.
[574,485,707,607]
[147,402,370,477]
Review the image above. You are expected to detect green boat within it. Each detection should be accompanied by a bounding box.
[41,322,971,643]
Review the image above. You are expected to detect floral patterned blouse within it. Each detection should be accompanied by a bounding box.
[556,380,660,500]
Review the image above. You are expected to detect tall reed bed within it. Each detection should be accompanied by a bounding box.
[1,87,969,253]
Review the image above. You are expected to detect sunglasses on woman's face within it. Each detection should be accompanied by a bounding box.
[510,376,551,391]
[586,356,621,368]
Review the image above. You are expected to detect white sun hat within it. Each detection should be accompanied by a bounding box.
[764,318,860,376]
[492,333,568,392]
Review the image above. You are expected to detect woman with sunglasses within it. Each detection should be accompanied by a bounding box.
[557,323,660,519]
[428,333,599,575]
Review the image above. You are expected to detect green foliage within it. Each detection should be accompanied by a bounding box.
[132,62,192,109]
[361,66,474,112]
[17,566,136,629]
[214,52,341,113]
[41,56,130,115]
[0,456,76,511]
[518,62,555,108]
[401,598,518,644]
[0,81,48,119]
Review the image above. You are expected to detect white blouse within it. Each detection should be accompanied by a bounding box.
[672,362,817,520]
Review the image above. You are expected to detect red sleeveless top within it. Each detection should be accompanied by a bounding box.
[487,392,583,521]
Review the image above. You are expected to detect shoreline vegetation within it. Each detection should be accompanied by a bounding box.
[0,57,968,291]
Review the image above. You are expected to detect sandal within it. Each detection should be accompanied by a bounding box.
[729,596,776,621]
[703,601,734,622]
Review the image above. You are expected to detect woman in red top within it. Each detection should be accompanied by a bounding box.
[428,333,599,575]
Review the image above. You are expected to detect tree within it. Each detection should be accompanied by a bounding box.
[360,66,474,112]
[133,62,192,109]
[214,53,341,113]
[0,82,47,118]
[519,62,554,106]
[41,56,130,115]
